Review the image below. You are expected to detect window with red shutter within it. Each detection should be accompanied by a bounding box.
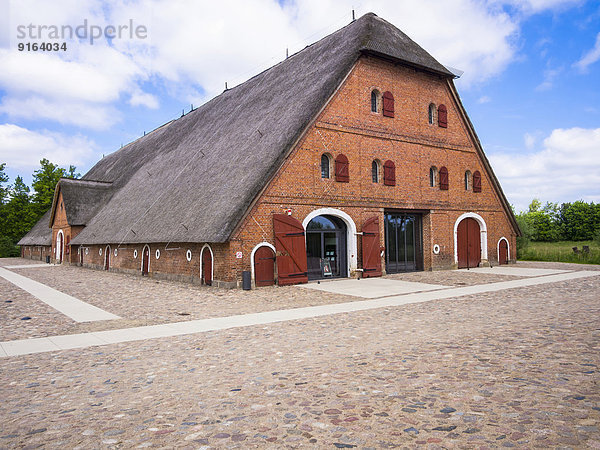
[382,91,394,118]
[438,104,447,128]
[335,154,349,182]
[473,170,482,192]
[439,166,449,190]
[383,160,396,186]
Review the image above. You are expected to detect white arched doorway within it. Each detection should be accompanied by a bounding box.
[453,212,488,266]
[104,245,111,270]
[497,237,510,265]
[56,230,64,263]
[251,242,276,285]
[302,208,358,277]
[200,244,214,286]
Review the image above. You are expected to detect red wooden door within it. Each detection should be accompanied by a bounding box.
[105,246,110,270]
[202,248,212,286]
[142,247,149,275]
[254,246,275,287]
[457,218,481,268]
[499,240,508,265]
[273,214,308,286]
[362,216,382,278]
[79,247,83,265]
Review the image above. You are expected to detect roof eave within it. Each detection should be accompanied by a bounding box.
[360,49,455,78]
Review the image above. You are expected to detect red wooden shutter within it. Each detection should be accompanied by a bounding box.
[383,160,396,186]
[273,214,308,286]
[361,217,382,278]
[473,170,481,192]
[382,91,394,118]
[439,166,449,190]
[335,154,349,182]
[438,104,447,128]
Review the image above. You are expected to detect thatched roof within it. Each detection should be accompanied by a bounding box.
[52,179,114,227]
[67,13,453,245]
[17,209,52,246]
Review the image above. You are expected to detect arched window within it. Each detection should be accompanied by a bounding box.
[438,104,448,128]
[372,159,381,183]
[371,90,380,113]
[382,91,394,118]
[383,160,396,186]
[321,153,331,179]
[428,103,436,125]
[335,154,349,182]
[473,170,482,193]
[439,166,449,190]
[429,166,438,187]
[465,170,472,190]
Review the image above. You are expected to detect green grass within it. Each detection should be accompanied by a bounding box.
[519,240,600,265]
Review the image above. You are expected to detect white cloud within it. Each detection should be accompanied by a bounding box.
[489,127,600,212]
[0,124,96,170]
[535,65,562,91]
[478,95,492,104]
[524,132,536,149]
[129,89,159,109]
[574,32,600,73]
[0,96,120,130]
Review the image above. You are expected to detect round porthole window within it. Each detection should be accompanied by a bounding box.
[134,249,138,259]
[433,244,441,255]
[186,249,192,262]
[99,248,103,256]
[85,248,89,255]
[114,249,118,257]
[155,249,160,259]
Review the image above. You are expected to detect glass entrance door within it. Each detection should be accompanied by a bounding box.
[306,215,347,280]
[385,212,422,273]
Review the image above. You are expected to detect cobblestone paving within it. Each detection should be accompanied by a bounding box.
[1,258,531,341]
[0,259,598,448]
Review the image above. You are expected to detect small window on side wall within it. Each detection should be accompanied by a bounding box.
[383,160,396,186]
[473,170,482,192]
[382,91,394,118]
[439,166,449,190]
[465,170,472,190]
[372,160,381,183]
[438,104,448,128]
[335,154,349,182]
[321,153,331,179]
[371,90,380,113]
[428,103,436,125]
[429,166,438,187]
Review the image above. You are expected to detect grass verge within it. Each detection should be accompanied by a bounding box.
[519,240,600,265]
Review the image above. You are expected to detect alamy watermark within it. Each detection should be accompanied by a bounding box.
[15,18,148,51]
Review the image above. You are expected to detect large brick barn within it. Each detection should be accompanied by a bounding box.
[19,13,520,288]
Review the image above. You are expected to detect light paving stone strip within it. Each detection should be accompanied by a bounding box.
[0,267,120,322]
[1,269,597,358]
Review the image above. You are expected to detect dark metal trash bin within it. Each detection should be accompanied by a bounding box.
[242,270,251,290]
[46,255,50,264]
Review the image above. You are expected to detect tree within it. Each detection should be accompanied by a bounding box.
[559,201,600,241]
[31,159,79,217]
[521,199,560,241]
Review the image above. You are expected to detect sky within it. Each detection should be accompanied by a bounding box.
[0,0,598,213]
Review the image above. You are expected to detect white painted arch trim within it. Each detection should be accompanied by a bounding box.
[302,208,358,277]
[497,237,510,263]
[105,245,111,269]
[250,242,276,281]
[453,212,488,264]
[55,229,64,262]
[200,244,214,283]
[140,244,151,273]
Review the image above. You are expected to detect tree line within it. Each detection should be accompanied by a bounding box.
[0,160,79,257]
[515,199,600,255]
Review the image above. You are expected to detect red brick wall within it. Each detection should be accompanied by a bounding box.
[230,55,517,281]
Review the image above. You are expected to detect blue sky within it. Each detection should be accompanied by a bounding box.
[0,0,599,212]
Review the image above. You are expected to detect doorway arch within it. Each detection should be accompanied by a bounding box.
[56,230,64,263]
[200,244,213,286]
[454,213,487,268]
[498,237,509,265]
[305,215,348,280]
[104,245,111,270]
[302,208,357,277]
[141,245,150,275]
[252,243,276,287]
